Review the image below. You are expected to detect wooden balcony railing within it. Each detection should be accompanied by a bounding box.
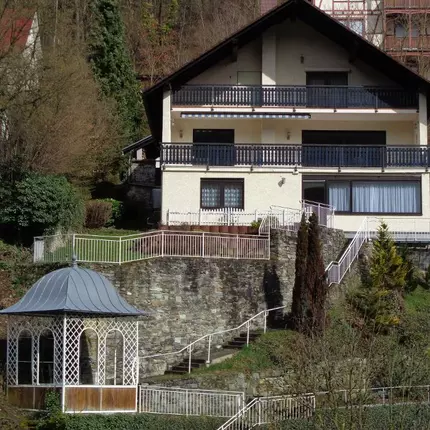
[172,85,418,109]
[162,143,430,168]
[384,0,430,9]
[385,35,430,51]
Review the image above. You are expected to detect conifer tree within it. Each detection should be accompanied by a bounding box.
[304,212,328,335]
[349,222,409,332]
[88,0,144,143]
[291,213,308,332]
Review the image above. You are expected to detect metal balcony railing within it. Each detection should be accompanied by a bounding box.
[172,85,418,109]
[384,0,430,8]
[385,35,430,51]
[162,143,430,168]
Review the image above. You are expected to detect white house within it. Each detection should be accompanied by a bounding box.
[140,0,430,233]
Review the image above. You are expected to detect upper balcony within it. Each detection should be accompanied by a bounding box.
[162,143,430,169]
[384,0,430,10]
[385,35,430,52]
[172,85,418,110]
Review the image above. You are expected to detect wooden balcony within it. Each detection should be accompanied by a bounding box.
[172,85,418,109]
[385,35,430,51]
[162,143,430,168]
[384,0,430,9]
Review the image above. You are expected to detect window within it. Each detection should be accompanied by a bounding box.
[303,178,421,214]
[339,19,364,36]
[201,179,244,209]
[395,22,419,38]
[18,330,32,385]
[306,72,348,108]
[193,129,235,166]
[38,330,54,384]
[237,71,261,85]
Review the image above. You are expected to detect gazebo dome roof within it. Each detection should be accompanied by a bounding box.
[0,262,145,316]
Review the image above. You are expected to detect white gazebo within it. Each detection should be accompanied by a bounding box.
[0,260,146,413]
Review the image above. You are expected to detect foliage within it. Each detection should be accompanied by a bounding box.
[88,0,144,143]
[0,173,85,243]
[303,213,328,335]
[250,219,262,229]
[290,213,308,332]
[349,222,409,332]
[194,330,299,375]
[102,198,123,227]
[35,413,224,430]
[85,200,113,229]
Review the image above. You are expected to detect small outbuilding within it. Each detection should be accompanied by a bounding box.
[0,259,146,413]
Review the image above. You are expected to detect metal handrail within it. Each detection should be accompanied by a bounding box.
[140,305,286,372]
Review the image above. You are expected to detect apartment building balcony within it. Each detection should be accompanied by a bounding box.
[172,85,418,110]
[162,143,430,168]
[384,0,430,10]
[385,35,430,52]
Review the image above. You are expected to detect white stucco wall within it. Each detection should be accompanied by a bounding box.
[275,20,393,87]
[162,169,302,222]
[187,19,393,88]
[189,39,262,85]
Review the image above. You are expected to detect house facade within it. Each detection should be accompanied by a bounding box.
[142,0,430,233]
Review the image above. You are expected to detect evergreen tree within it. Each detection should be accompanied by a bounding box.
[89,0,144,142]
[349,222,409,332]
[370,222,408,293]
[291,213,308,332]
[304,212,328,335]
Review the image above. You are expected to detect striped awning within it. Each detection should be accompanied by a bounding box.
[181,112,311,119]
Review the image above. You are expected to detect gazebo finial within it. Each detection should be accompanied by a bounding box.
[71,255,78,268]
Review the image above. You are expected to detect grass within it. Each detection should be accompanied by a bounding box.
[39,228,148,264]
[405,286,430,315]
[194,330,298,375]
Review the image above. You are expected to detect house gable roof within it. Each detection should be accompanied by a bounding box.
[0,10,36,53]
[143,0,430,155]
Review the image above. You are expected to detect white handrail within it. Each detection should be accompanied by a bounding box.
[217,394,316,429]
[140,306,286,373]
[325,217,370,285]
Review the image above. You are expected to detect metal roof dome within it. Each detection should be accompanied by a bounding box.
[0,260,145,316]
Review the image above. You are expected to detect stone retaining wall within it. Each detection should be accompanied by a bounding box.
[89,227,346,380]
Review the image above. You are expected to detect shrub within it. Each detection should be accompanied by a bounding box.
[0,173,84,243]
[102,198,123,227]
[85,200,113,229]
[35,413,224,430]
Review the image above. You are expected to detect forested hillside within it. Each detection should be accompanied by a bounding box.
[0,0,263,242]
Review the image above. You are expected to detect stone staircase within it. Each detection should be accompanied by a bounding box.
[165,330,262,375]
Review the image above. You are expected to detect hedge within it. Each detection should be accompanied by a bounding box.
[35,413,225,430]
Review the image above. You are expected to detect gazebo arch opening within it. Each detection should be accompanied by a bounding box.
[18,330,32,385]
[79,329,98,385]
[38,329,54,384]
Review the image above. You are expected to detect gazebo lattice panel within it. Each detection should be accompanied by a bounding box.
[7,315,63,386]
[64,315,138,386]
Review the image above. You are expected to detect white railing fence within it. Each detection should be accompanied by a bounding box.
[140,306,286,375]
[301,200,336,229]
[325,217,370,286]
[166,209,269,227]
[316,385,430,407]
[33,230,270,264]
[258,202,335,236]
[139,386,245,417]
[217,394,316,430]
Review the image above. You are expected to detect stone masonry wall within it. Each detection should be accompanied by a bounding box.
[89,227,346,380]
